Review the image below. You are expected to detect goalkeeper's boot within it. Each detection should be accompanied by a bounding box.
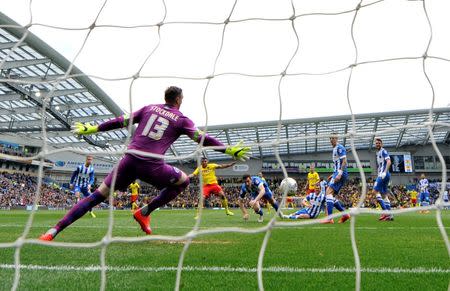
[133,209,152,235]
[39,228,57,241]
[338,214,350,224]
[90,211,96,218]
[257,215,264,223]
[321,218,334,224]
[226,210,234,216]
[39,233,54,241]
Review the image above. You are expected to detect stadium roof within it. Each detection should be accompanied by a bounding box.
[191,107,450,161]
[0,12,449,163]
[0,11,126,153]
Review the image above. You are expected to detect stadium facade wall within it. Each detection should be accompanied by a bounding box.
[173,144,448,185]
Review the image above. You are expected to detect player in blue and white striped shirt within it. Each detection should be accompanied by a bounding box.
[418,174,430,214]
[443,187,449,210]
[323,134,350,224]
[373,138,393,221]
[283,183,325,219]
[70,155,96,218]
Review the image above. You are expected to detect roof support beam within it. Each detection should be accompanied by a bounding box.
[304,124,307,153]
[343,120,349,146]
[0,114,114,128]
[224,129,231,145]
[0,92,23,101]
[50,139,124,148]
[1,74,68,83]
[41,88,88,98]
[0,127,67,133]
[0,41,26,50]
[444,131,450,145]
[2,58,51,70]
[169,145,184,166]
[255,127,263,158]
[285,125,290,155]
[315,122,318,152]
[3,81,107,148]
[423,113,440,145]
[369,118,379,150]
[395,115,410,148]
[0,101,103,115]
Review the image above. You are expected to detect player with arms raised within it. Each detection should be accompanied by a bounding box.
[39,86,251,241]
[70,155,96,218]
[189,157,235,218]
[373,138,393,221]
[322,133,350,224]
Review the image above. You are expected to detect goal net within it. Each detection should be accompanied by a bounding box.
[0,0,449,290]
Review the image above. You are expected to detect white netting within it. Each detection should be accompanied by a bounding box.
[0,0,449,291]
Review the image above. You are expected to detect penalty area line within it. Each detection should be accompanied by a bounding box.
[0,264,448,274]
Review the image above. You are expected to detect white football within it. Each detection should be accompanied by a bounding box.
[279,177,298,195]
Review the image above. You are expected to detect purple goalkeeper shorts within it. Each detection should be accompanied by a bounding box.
[103,154,184,191]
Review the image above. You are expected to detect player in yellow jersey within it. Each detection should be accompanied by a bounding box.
[305,164,320,195]
[189,157,236,218]
[129,180,140,211]
[409,189,418,207]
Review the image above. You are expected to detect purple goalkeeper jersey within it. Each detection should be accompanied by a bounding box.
[98,104,224,158]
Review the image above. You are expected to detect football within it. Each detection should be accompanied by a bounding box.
[279,177,298,195]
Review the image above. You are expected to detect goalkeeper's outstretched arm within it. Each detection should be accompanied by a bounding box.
[72,108,145,135]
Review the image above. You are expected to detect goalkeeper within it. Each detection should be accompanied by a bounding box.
[40,86,251,241]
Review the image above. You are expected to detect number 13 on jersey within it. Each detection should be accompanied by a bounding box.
[142,114,169,140]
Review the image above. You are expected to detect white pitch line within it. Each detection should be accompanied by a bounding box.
[0,264,448,274]
[0,224,449,231]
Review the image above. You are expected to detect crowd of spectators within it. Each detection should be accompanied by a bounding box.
[0,171,447,210]
[0,172,73,208]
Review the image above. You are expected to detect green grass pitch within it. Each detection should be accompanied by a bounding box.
[0,209,449,290]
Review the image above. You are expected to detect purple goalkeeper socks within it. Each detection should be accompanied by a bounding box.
[141,178,189,216]
[141,186,180,216]
[54,191,106,235]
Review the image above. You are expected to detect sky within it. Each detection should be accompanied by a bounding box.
[2,0,450,127]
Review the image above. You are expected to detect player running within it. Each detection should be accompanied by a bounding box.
[70,155,96,218]
[322,133,350,224]
[129,180,140,211]
[188,157,235,218]
[39,86,251,241]
[373,137,393,221]
[239,174,280,222]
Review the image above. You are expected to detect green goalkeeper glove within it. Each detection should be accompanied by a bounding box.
[225,140,252,161]
[71,122,99,135]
